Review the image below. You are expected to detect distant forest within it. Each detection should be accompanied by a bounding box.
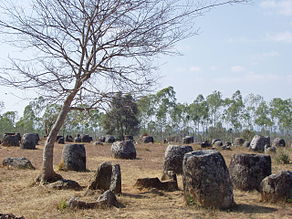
[0,86,291,142]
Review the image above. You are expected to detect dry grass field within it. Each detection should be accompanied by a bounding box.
[0,140,292,219]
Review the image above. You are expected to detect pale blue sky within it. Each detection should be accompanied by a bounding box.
[0,0,292,116]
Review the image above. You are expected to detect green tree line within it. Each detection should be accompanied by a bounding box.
[0,87,291,141]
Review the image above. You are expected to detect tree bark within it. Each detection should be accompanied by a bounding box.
[36,89,79,183]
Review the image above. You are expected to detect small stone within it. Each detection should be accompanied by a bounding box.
[47,179,82,190]
[260,171,292,203]
[2,157,35,170]
[143,136,154,143]
[111,140,136,159]
[272,138,286,147]
[183,136,194,144]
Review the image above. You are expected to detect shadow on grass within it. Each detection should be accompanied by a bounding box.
[231,203,277,214]
[121,192,149,199]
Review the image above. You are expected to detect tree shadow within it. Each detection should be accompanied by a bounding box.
[231,203,277,214]
[121,192,149,199]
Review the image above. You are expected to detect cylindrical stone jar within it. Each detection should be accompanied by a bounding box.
[229,153,271,191]
[183,150,234,209]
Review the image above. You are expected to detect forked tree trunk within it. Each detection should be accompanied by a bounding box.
[36,89,79,183]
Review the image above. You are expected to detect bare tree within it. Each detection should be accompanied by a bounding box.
[0,0,248,183]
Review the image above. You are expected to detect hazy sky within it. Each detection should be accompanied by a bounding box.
[0,0,292,116]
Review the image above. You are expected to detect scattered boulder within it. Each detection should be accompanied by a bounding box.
[143,136,154,143]
[68,190,120,209]
[222,145,232,150]
[65,135,74,142]
[0,214,25,219]
[183,136,194,144]
[243,141,250,147]
[260,171,292,203]
[2,134,20,147]
[183,150,234,209]
[272,138,286,147]
[111,140,136,159]
[264,145,277,153]
[213,141,223,147]
[2,157,35,169]
[46,179,82,190]
[87,162,121,194]
[250,135,270,152]
[81,134,93,143]
[200,140,211,148]
[57,136,65,144]
[163,145,193,175]
[211,139,221,145]
[234,138,245,146]
[74,134,82,143]
[229,154,271,191]
[21,133,38,149]
[62,144,86,171]
[134,177,178,191]
[99,136,106,142]
[105,136,116,143]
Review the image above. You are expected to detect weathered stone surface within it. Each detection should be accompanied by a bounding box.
[68,190,120,209]
[2,157,35,169]
[74,134,82,142]
[62,144,86,171]
[87,162,121,194]
[163,145,193,175]
[222,145,232,150]
[143,136,154,143]
[111,140,136,159]
[96,190,120,207]
[0,214,25,219]
[57,136,65,144]
[21,133,38,149]
[2,135,20,147]
[234,138,245,146]
[260,171,292,203]
[105,136,116,143]
[250,135,270,152]
[183,136,194,144]
[272,138,286,147]
[214,141,223,147]
[200,140,211,148]
[183,150,234,209]
[47,179,82,190]
[81,134,93,143]
[99,136,106,142]
[211,139,221,145]
[134,177,178,191]
[229,154,271,191]
[65,135,74,142]
[264,145,277,153]
[243,141,250,147]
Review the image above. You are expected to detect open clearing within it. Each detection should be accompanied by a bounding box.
[0,141,291,219]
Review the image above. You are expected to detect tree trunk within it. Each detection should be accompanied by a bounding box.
[36,89,79,184]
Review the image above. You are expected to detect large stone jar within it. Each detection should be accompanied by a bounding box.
[183,150,234,209]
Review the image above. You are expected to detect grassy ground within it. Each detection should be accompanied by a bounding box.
[0,141,291,219]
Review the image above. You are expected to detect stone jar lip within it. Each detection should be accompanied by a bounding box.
[184,149,218,158]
